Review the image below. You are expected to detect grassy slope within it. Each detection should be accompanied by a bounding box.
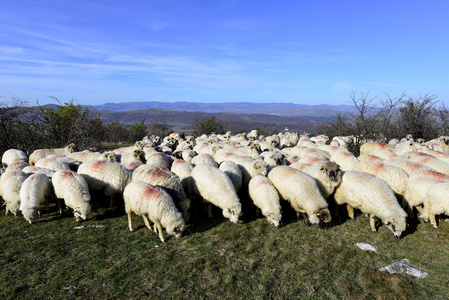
[1,200,448,299]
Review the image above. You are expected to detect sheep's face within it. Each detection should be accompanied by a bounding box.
[266,213,282,227]
[223,205,241,224]
[167,221,186,238]
[252,160,268,177]
[384,217,407,239]
[309,208,332,228]
[74,206,91,222]
[320,161,342,182]
[133,150,147,164]
[22,209,37,224]
[104,152,119,163]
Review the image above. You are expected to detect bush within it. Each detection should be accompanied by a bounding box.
[192,115,225,136]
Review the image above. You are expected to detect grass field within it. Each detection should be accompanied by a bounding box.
[1,196,449,300]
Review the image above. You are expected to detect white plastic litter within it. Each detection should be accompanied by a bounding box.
[379,259,428,278]
[355,243,378,252]
[73,224,105,230]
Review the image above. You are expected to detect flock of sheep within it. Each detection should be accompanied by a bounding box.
[2,130,449,242]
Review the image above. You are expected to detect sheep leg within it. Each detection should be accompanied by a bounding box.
[302,213,311,227]
[346,205,355,220]
[155,221,165,243]
[429,214,438,229]
[208,204,213,218]
[5,206,9,216]
[127,212,134,231]
[142,215,152,230]
[370,214,377,232]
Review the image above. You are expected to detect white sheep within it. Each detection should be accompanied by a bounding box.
[77,160,132,209]
[19,173,52,224]
[423,182,449,228]
[333,171,407,238]
[218,160,243,192]
[330,148,360,171]
[191,153,218,167]
[290,161,342,199]
[5,161,29,171]
[386,157,435,175]
[0,170,29,216]
[268,166,331,227]
[226,155,268,186]
[132,164,191,221]
[360,142,395,155]
[52,170,92,221]
[29,143,77,165]
[402,176,447,217]
[297,156,328,166]
[35,156,71,172]
[170,159,194,196]
[406,155,449,175]
[190,164,241,224]
[119,149,147,166]
[145,152,172,169]
[353,161,410,198]
[358,154,383,162]
[124,181,185,243]
[1,149,28,168]
[248,175,282,227]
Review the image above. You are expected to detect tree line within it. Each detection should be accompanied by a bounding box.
[1,93,448,156]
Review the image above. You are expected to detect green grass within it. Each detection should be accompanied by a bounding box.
[1,201,448,299]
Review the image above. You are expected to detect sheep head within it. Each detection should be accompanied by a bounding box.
[266,212,282,227]
[384,216,407,239]
[223,204,242,224]
[252,160,268,177]
[133,149,147,164]
[308,207,332,228]
[320,161,341,182]
[167,219,186,239]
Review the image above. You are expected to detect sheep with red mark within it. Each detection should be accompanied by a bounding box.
[333,171,407,239]
[358,154,383,162]
[248,175,282,227]
[5,161,29,171]
[124,181,185,243]
[297,156,328,166]
[406,155,449,175]
[354,161,409,198]
[19,173,52,224]
[29,143,77,165]
[268,166,331,227]
[132,164,190,221]
[77,160,132,209]
[2,149,28,168]
[52,170,91,221]
[0,170,29,216]
[330,148,360,171]
[35,156,71,172]
[386,157,435,175]
[360,142,395,155]
[190,164,241,224]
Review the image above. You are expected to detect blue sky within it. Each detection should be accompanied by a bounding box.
[1,0,448,106]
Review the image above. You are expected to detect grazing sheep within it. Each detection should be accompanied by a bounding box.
[52,170,92,221]
[5,161,29,171]
[35,157,71,172]
[29,143,77,165]
[124,181,185,243]
[386,157,435,175]
[226,155,268,186]
[146,152,172,169]
[268,166,331,227]
[290,161,342,199]
[423,182,449,228]
[19,173,52,224]
[360,142,395,155]
[77,160,132,208]
[330,148,360,171]
[2,149,28,168]
[191,153,218,167]
[402,176,447,217]
[190,164,241,224]
[170,159,194,196]
[353,161,410,198]
[132,164,191,221]
[218,160,243,192]
[119,149,147,166]
[333,171,407,239]
[0,170,29,216]
[248,175,282,227]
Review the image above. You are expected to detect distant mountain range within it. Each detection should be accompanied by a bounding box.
[88,101,353,133]
[90,101,353,118]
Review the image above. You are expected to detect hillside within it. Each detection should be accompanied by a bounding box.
[97,108,333,133]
